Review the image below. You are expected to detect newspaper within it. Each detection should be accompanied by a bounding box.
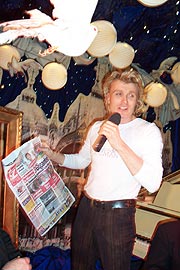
[2,137,75,236]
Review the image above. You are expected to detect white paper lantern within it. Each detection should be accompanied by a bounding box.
[0,45,20,70]
[137,0,168,7]
[143,82,167,107]
[42,63,67,90]
[109,42,135,69]
[87,20,117,57]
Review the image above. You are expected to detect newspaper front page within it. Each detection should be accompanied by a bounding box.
[2,137,75,236]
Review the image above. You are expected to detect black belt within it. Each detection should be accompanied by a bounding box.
[85,196,136,209]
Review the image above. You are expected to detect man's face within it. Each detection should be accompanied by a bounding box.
[106,80,139,124]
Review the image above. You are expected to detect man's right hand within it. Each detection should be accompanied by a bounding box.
[2,257,32,270]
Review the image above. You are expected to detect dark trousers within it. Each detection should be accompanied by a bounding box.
[71,196,136,270]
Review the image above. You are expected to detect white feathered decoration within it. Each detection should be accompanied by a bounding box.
[0,0,98,57]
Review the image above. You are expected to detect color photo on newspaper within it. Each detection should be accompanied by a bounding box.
[2,136,75,236]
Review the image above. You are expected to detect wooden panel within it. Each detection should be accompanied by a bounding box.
[0,106,23,246]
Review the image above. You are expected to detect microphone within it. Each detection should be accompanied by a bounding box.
[93,113,121,152]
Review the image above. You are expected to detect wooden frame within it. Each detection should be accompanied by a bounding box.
[0,106,22,246]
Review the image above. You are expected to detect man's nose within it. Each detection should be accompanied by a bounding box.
[121,95,128,103]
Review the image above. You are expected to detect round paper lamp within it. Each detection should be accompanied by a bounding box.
[0,45,21,70]
[42,62,67,90]
[171,62,180,84]
[143,82,167,107]
[109,42,135,69]
[137,0,168,7]
[87,20,117,57]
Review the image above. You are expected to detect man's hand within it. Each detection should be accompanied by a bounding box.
[2,257,32,270]
[39,135,65,165]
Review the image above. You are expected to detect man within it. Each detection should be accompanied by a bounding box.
[142,219,180,270]
[0,228,31,270]
[40,68,163,270]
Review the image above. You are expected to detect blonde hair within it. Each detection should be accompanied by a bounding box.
[102,68,144,116]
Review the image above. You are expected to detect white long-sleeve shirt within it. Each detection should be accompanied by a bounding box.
[63,118,163,201]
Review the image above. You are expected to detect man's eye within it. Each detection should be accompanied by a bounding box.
[128,93,136,98]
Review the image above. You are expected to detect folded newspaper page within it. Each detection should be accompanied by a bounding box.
[2,136,75,236]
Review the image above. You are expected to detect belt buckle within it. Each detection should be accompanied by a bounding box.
[112,201,123,209]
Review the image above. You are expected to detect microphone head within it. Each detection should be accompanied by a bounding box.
[108,113,121,125]
[93,112,121,152]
